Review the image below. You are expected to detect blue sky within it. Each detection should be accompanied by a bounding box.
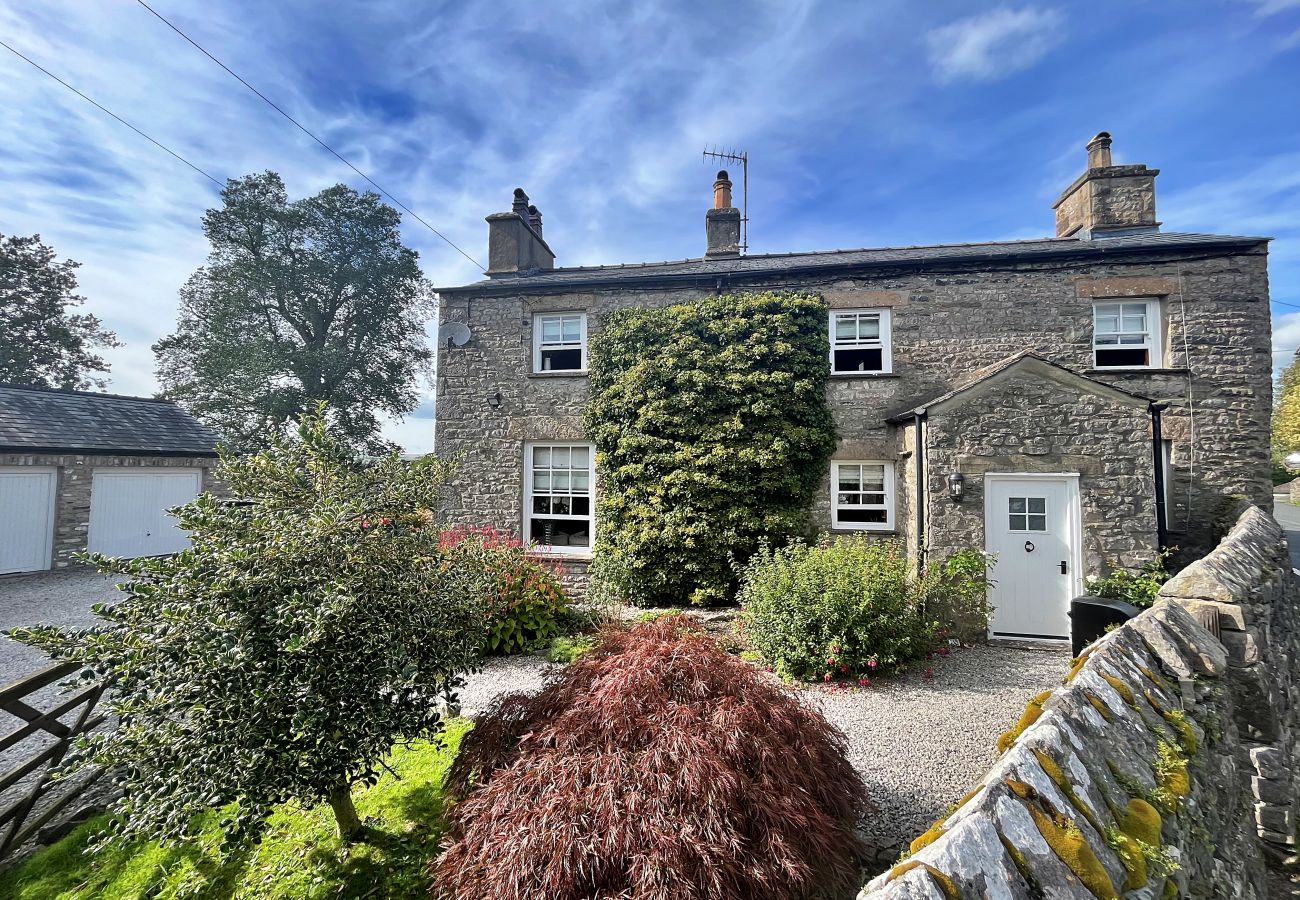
[1,0,1297,452]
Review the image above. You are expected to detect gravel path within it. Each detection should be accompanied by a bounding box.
[451,638,1068,863]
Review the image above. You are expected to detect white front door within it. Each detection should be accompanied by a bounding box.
[88,470,201,558]
[984,475,1080,641]
[0,468,56,574]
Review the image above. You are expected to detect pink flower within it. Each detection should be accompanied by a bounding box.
[867,660,878,670]
[823,673,832,682]
[858,677,871,687]
[839,664,849,674]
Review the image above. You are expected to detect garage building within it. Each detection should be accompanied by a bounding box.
[0,384,219,574]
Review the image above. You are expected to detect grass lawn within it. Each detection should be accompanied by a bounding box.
[0,719,470,900]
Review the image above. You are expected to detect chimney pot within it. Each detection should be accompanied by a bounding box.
[1086,132,1113,168]
[527,204,543,237]
[511,188,530,217]
[713,170,734,210]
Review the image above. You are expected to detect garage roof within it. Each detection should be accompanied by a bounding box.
[0,384,219,456]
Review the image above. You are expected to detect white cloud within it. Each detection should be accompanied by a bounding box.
[1242,0,1300,16]
[926,6,1065,83]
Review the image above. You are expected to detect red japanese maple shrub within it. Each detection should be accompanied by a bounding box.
[432,616,870,900]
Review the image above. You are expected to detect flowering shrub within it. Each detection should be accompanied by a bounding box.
[432,617,869,900]
[440,527,571,655]
[737,535,992,682]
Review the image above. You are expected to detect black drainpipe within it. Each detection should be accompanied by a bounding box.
[914,410,927,567]
[1150,401,1169,550]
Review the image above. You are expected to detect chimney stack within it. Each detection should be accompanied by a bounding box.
[705,170,741,258]
[1053,132,1160,238]
[486,187,555,276]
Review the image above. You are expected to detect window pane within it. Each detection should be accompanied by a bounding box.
[1095,314,1119,333]
[862,492,885,505]
[561,317,582,341]
[1122,314,1146,332]
[533,446,551,468]
[552,446,570,468]
[1009,514,1026,530]
[571,445,590,468]
[861,466,885,490]
[541,318,561,342]
[552,470,570,491]
[533,472,551,491]
[1027,497,1045,514]
[532,497,550,514]
[858,317,880,339]
[1027,514,1047,531]
[552,497,571,515]
[834,316,857,340]
[1009,497,1026,514]
[1096,347,1150,367]
[838,508,887,523]
[540,348,583,370]
[571,496,591,516]
[837,466,861,491]
[833,348,883,372]
[572,470,590,491]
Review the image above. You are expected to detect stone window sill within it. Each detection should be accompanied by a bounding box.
[528,371,588,379]
[829,372,901,380]
[828,528,898,536]
[528,550,594,563]
[1087,368,1191,376]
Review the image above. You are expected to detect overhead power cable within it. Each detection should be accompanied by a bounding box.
[134,0,485,271]
[0,38,223,187]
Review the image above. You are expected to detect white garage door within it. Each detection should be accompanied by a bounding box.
[88,470,201,559]
[0,468,56,574]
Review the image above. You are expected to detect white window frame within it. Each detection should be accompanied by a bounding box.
[532,312,587,373]
[523,442,595,555]
[829,308,892,375]
[831,460,895,531]
[1006,495,1049,533]
[1092,299,1163,369]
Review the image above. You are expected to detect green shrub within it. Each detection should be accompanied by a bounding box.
[738,535,992,681]
[584,290,837,607]
[440,527,571,654]
[10,406,491,847]
[1085,548,1175,610]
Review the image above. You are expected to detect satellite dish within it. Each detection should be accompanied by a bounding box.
[438,322,472,347]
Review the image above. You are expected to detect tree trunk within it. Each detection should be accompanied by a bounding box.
[328,783,363,842]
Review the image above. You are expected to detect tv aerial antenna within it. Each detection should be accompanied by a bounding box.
[702,146,748,254]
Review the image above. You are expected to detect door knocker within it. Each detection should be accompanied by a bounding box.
[1024,541,1035,553]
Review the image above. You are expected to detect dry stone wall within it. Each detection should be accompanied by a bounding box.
[858,504,1297,899]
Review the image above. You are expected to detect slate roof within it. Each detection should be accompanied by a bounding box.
[0,384,220,455]
[885,351,1152,424]
[437,230,1269,295]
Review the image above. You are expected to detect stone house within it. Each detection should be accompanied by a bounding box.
[0,384,219,573]
[435,133,1273,642]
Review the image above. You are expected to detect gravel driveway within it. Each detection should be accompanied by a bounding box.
[0,567,122,687]
[454,638,1068,863]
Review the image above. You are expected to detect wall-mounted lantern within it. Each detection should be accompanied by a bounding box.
[487,390,503,410]
[947,472,964,501]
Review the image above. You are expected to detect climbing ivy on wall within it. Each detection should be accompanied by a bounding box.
[584,290,837,606]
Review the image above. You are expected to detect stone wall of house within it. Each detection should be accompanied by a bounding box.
[0,453,220,568]
[856,503,1297,899]
[923,366,1159,576]
[437,246,1272,582]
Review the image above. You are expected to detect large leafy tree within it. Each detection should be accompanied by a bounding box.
[1273,354,1300,471]
[154,172,434,452]
[12,406,492,845]
[0,232,119,389]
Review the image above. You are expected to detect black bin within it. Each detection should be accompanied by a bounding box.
[1068,595,1141,657]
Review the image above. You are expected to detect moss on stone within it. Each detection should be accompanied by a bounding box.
[955,785,983,810]
[1100,672,1137,707]
[1032,747,1103,834]
[996,690,1054,753]
[887,860,960,900]
[1143,688,1166,714]
[1162,877,1179,899]
[1123,798,1163,845]
[1107,826,1149,891]
[1162,709,1199,756]
[1066,649,1094,683]
[1153,739,1191,814]
[997,831,1041,894]
[1026,804,1119,900]
[909,822,947,855]
[1138,664,1170,690]
[1085,691,1114,721]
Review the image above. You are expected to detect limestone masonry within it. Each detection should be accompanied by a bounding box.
[435,133,1273,631]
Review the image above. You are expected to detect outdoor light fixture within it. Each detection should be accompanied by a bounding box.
[487,391,503,410]
[947,472,964,501]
